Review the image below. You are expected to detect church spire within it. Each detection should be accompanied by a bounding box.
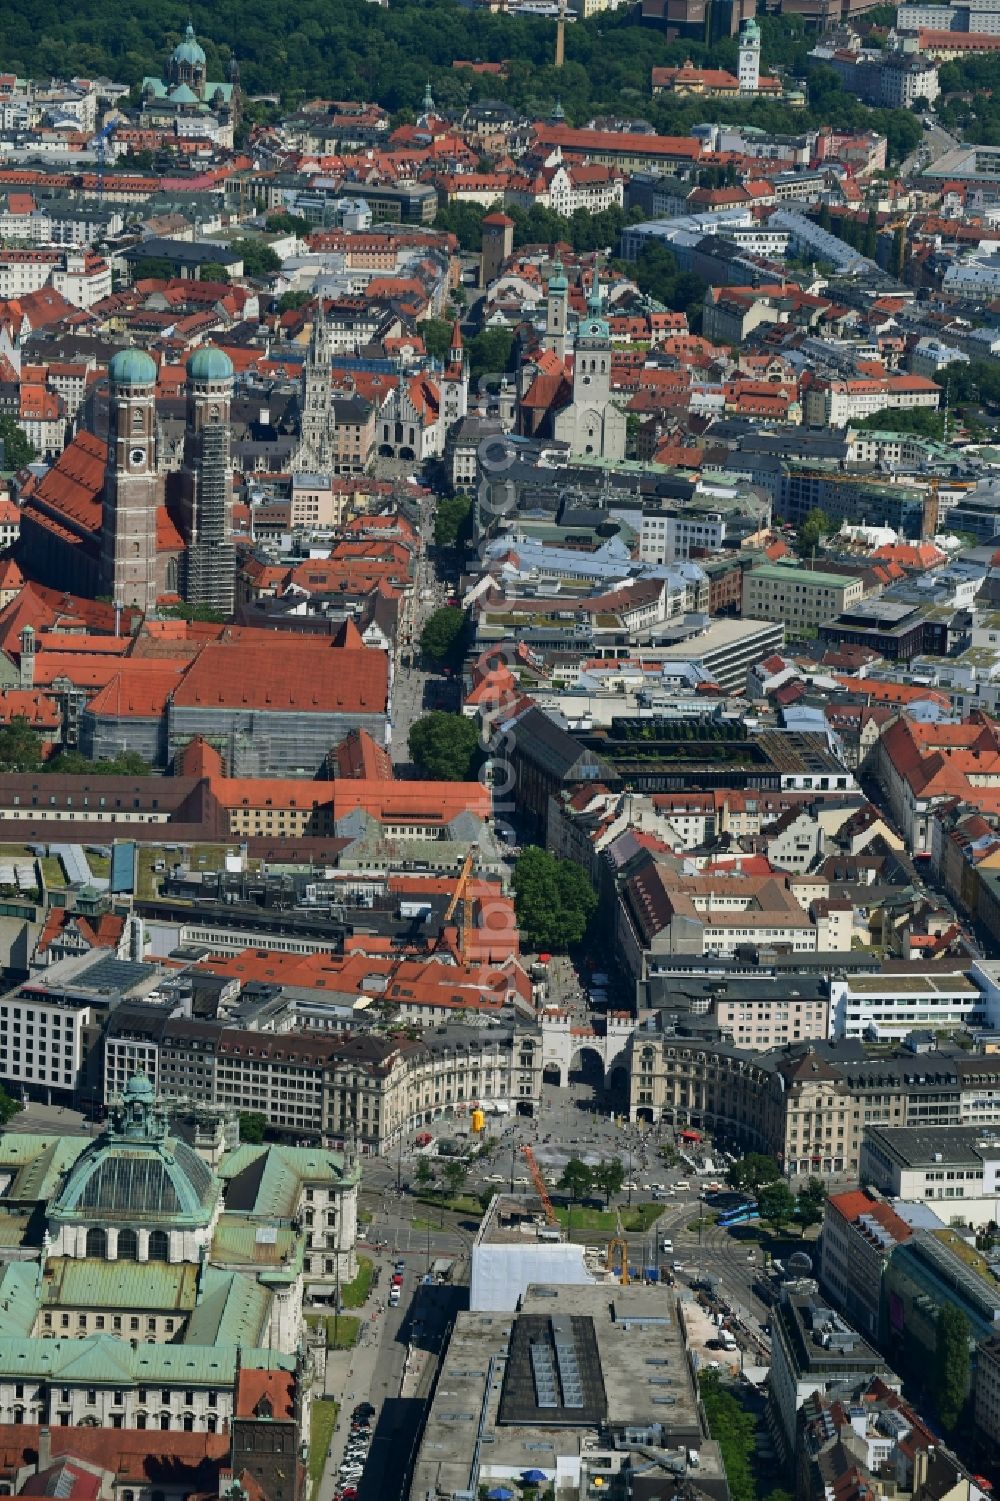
[447,317,463,372]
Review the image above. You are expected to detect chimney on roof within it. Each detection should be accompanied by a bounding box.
[37,1427,51,1472]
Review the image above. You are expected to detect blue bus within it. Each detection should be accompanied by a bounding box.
[717,1203,759,1228]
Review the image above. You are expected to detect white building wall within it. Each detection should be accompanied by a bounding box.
[470,1238,600,1312]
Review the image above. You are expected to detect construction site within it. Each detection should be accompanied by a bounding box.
[407,1281,726,1501]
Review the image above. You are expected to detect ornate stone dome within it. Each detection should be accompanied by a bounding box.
[50,1073,218,1227]
[172,23,207,68]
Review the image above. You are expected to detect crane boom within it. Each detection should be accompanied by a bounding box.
[441,850,475,963]
[522,1144,558,1226]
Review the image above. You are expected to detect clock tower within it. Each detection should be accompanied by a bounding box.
[101,348,161,615]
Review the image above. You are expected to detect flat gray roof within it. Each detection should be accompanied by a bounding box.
[864,1124,990,1167]
[409,1284,720,1501]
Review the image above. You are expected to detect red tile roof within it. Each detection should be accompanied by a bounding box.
[235,1367,296,1421]
[173,640,388,715]
[85,662,187,720]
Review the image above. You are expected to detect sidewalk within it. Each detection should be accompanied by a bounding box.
[316,1254,395,1501]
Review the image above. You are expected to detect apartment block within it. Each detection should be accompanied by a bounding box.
[744,563,864,635]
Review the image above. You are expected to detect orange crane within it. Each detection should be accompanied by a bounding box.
[440,851,475,963]
[606,1208,630,1284]
[522,1144,558,1226]
[606,1236,630,1286]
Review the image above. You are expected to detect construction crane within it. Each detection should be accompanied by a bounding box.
[93,119,118,198]
[606,1208,630,1285]
[440,849,475,964]
[522,1144,558,1226]
[606,1237,630,1285]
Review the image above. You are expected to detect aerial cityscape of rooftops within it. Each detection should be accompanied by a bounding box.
[8,0,1000,1499]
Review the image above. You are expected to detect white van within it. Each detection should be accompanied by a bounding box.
[661,1238,673,1254]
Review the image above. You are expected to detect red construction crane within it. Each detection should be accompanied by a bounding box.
[440,850,475,964]
[522,1144,558,1226]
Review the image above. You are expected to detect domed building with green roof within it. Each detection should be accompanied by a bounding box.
[187,344,235,384]
[108,347,157,388]
[0,1073,362,1433]
[48,1072,222,1262]
[140,24,239,149]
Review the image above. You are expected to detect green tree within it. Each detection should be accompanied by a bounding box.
[797,506,832,557]
[0,414,35,471]
[796,1175,827,1231]
[558,1157,594,1203]
[229,238,281,279]
[161,601,227,623]
[0,716,41,773]
[408,712,479,781]
[420,606,466,664]
[433,199,490,252]
[622,240,707,330]
[856,405,945,440]
[512,845,598,953]
[592,1156,625,1208]
[46,749,150,776]
[444,1160,468,1198]
[700,1371,757,1501]
[466,327,515,386]
[239,1111,267,1143]
[266,210,312,236]
[434,494,472,549]
[415,1157,434,1188]
[935,1303,971,1432]
[757,1180,796,1233]
[421,317,457,362]
[0,1086,20,1125]
[132,256,177,281]
[277,290,314,313]
[198,262,231,284]
[726,1154,781,1194]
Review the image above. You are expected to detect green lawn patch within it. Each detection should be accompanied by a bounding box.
[309,1399,338,1499]
[553,1205,617,1231]
[621,1203,661,1232]
[40,856,64,887]
[307,1313,361,1350]
[411,1215,437,1230]
[339,1256,373,1309]
[415,1192,484,1215]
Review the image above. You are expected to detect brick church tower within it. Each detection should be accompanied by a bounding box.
[181,344,235,614]
[100,348,162,614]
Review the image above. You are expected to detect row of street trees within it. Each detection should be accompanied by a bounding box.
[558,1156,625,1207]
[725,1153,827,1232]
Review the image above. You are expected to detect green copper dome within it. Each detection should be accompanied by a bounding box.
[187,344,234,381]
[109,348,157,387]
[124,1070,154,1102]
[50,1072,218,1227]
[172,23,206,67]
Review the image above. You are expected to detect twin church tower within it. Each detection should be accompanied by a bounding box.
[102,346,236,616]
